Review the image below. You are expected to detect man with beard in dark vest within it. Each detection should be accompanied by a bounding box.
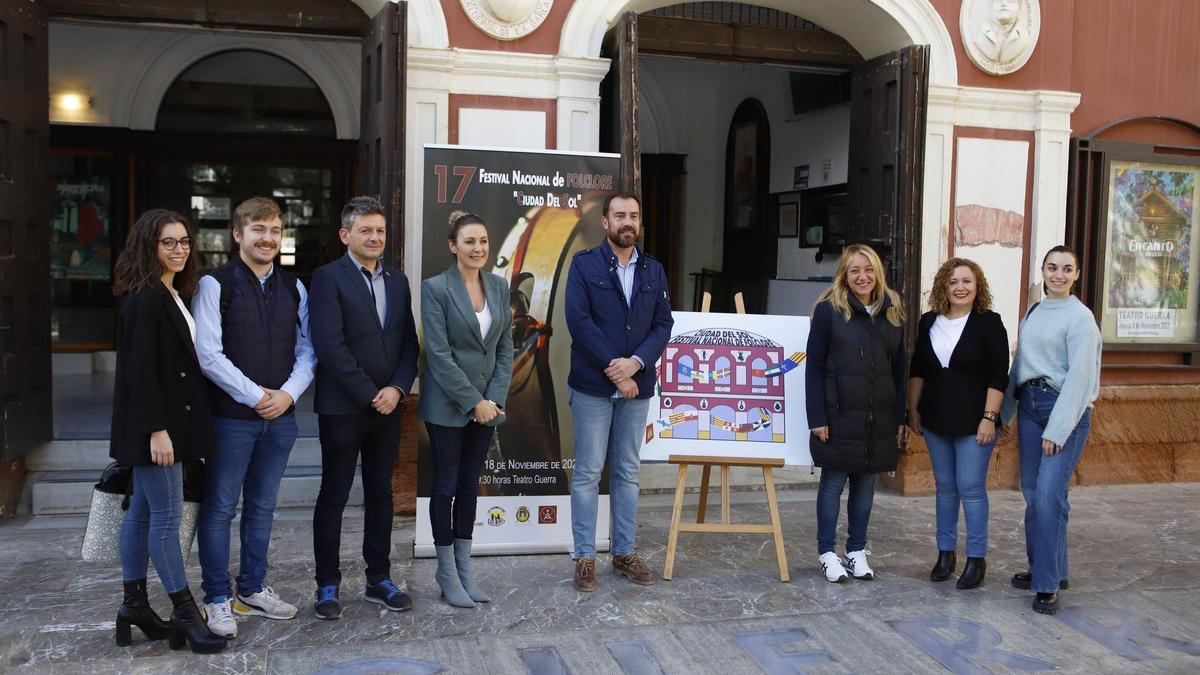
[193,197,316,639]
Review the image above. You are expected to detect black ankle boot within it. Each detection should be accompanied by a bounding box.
[956,557,986,589]
[167,587,225,654]
[929,551,956,582]
[115,579,171,646]
[1033,592,1059,615]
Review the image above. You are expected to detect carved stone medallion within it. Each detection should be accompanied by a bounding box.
[960,0,1041,76]
[461,0,554,41]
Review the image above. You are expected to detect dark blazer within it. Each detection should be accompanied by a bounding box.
[805,296,906,473]
[110,284,213,465]
[417,266,514,427]
[909,309,1009,437]
[309,254,420,415]
[564,243,674,398]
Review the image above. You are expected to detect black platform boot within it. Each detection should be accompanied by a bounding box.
[929,551,956,582]
[167,587,226,654]
[956,557,986,589]
[115,579,171,646]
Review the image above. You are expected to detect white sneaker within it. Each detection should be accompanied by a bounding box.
[204,598,237,639]
[234,586,298,620]
[845,549,875,580]
[819,552,849,583]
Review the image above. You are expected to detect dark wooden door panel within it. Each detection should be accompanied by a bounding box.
[0,0,51,459]
[601,11,641,197]
[847,44,928,347]
[359,0,406,269]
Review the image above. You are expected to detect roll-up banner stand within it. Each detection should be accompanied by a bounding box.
[415,145,622,557]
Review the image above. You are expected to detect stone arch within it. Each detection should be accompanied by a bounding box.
[117,32,361,138]
[559,0,958,86]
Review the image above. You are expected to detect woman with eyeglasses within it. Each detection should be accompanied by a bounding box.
[110,209,223,653]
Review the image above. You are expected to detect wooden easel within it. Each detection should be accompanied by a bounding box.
[661,291,790,582]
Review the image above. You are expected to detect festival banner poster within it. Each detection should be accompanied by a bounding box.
[1100,160,1200,345]
[641,312,812,466]
[415,145,620,557]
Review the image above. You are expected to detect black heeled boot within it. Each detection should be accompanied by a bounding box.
[929,551,956,582]
[956,557,986,589]
[167,587,226,654]
[115,579,171,646]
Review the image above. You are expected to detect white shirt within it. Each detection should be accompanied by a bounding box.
[931,313,970,368]
[475,298,492,342]
[169,288,196,345]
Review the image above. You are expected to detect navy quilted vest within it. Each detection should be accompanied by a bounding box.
[209,262,299,420]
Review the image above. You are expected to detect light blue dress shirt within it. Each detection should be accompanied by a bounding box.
[193,265,317,408]
[348,251,387,326]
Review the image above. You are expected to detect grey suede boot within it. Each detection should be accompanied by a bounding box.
[435,545,475,608]
[454,538,490,603]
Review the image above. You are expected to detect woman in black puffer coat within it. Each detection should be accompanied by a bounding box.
[805,244,907,583]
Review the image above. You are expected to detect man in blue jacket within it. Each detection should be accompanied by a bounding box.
[565,192,674,592]
[308,196,419,618]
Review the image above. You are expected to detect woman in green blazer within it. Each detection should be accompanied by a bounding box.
[418,211,514,608]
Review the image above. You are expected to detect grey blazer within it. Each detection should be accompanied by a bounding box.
[417,265,514,427]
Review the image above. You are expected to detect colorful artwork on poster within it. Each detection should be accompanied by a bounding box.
[50,177,111,281]
[641,312,812,466]
[1101,160,1200,344]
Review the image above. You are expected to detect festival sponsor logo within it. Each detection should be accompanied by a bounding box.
[515,506,531,523]
[538,505,557,524]
[488,507,506,526]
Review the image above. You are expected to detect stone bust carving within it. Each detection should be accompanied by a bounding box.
[961,0,1041,76]
[461,0,554,41]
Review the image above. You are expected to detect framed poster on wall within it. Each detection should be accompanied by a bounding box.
[1098,156,1200,347]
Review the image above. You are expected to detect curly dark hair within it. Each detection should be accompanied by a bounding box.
[928,257,992,314]
[113,209,200,298]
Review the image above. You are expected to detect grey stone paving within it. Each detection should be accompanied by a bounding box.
[1,483,1198,673]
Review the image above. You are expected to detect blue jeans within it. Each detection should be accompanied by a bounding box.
[1018,384,1092,594]
[924,429,995,557]
[816,468,876,555]
[121,463,188,594]
[569,387,650,559]
[426,421,494,546]
[198,414,297,604]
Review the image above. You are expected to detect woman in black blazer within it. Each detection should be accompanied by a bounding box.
[908,257,1009,589]
[110,209,222,654]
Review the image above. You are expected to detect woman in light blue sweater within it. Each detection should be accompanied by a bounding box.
[1000,245,1101,616]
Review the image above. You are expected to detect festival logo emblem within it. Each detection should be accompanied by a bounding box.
[515,506,531,523]
[487,507,506,526]
[538,505,557,524]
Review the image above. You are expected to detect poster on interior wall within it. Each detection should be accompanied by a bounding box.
[641,312,812,466]
[50,175,111,281]
[1100,159,1200,345]
[415,144,620,557]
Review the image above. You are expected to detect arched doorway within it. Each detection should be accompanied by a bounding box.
[723,98,773,313]
[581,0,947,322]
[145,50,356,280]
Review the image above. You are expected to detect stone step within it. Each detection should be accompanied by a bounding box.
[28,465,362,516]
[25,437,328,472]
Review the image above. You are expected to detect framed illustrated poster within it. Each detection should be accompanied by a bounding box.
[1098,156,1200,347]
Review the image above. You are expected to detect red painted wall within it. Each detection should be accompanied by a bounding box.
[442,0,574,54]
[930,0,1200,145]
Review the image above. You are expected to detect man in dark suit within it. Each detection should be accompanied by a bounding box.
[309,196,419,618]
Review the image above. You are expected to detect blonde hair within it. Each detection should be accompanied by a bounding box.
[928,257,993,314]
[814,244,904,326]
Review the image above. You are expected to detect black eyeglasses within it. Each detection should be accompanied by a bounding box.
[159,237,192,251]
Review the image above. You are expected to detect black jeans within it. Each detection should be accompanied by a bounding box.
[312,411,403,587]
[426,421,494,546]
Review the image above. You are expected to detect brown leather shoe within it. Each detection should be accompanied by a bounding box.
[573,558,597,592]
[612,553,656,586]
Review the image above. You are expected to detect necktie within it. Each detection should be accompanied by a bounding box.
[361,267,380,322]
